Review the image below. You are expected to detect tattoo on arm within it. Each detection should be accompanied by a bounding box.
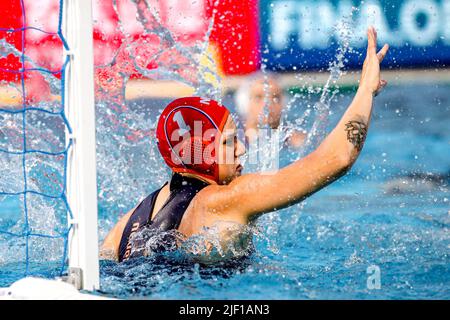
[345,120,367,151]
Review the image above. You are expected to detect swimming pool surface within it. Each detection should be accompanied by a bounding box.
[1,83,449,299]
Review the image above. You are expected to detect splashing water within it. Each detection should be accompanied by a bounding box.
[127,221,258,265]
[113,2,364,263]
[0,32,68,265]
[0,0,223,266]
[4,2,448,301]
[95,0,222,222]
[1,0,355,268]
[299,9,358,157]
[290,8,358,159]
[0,39,62,99]
[248,7,358,178]
[244,8,359,253]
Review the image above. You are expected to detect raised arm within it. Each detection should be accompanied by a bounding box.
[208,27,389,220]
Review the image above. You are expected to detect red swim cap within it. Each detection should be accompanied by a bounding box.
[156,97,230,183]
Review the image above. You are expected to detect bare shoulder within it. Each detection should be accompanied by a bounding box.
[178,184,248,236]
[187,185,231,218]
[190,180,253,220]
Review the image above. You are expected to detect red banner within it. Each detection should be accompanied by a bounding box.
[0,0,260,102]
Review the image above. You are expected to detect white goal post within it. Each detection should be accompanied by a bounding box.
[62,0,100,291]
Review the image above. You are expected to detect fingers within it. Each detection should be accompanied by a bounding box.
[366,27,390,62]
[367,26,377,56]
[377,44,389,62]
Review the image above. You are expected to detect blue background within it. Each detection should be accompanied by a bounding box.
[260,0,450,70]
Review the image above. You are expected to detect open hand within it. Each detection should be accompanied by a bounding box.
[360,26,389,96]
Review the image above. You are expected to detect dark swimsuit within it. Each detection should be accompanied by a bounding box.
[118,173,210,262]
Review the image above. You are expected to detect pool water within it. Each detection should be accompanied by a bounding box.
[96,83,449,299]
[1,83,449,299]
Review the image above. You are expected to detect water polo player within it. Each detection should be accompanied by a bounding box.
[101,27,389,262]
